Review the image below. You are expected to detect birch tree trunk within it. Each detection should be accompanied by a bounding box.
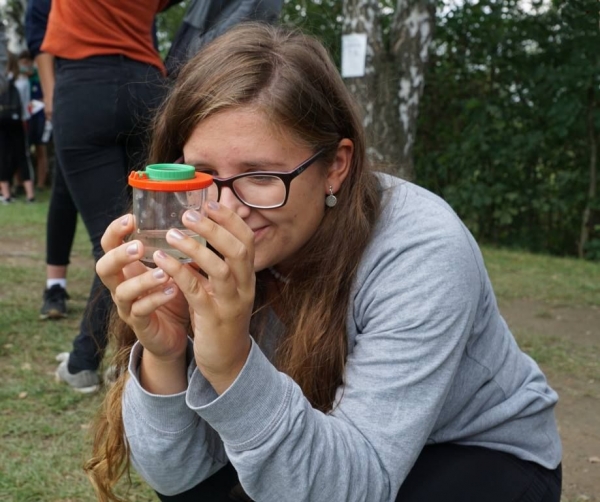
[342,0,434,180]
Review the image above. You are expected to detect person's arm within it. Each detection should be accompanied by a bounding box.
[25,0,51,59]
[26,0,54,120]
[123,339,228,495]
[35,53,54,121]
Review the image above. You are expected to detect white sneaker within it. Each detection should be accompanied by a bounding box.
[55,353,100,394]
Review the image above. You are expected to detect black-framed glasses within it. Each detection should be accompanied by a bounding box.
[180,149,325,209]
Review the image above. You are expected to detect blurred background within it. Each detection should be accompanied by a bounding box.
[2,0,598,261]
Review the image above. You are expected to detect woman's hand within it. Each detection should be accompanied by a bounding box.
[152,202,255,394]
[96,215,191,364]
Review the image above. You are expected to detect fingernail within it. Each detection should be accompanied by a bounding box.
[120,215,130,226]
[164,286,174,295]
[208,200,219,210]
[153,268,165,279]
[155,250,167,260]
[126,243,138,255]
[168,229,185,240]
[185,210,201,222]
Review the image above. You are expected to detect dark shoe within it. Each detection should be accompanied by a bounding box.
[40,284,70,320]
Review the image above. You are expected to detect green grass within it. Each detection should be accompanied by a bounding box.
[482,246,600,306]
[514,331,600,383]
[0,192,155,501]
[0,192,598,500]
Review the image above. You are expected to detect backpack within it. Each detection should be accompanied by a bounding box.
[0,78,22,125]
[164,0,283,77]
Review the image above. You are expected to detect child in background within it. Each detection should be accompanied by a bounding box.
[20,50,50,189]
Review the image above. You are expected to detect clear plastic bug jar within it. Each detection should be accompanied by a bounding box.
[128,164,213,264]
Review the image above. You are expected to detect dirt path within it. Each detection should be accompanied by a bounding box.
[499,300,600,502]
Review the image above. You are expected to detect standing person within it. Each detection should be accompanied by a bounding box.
[0,53,35,205]
[12,50,36,201]
[88,24,562,502]
[20,50,50,190]
[41,0,170,392]
[26,0,78,321]
[0,24,7,93]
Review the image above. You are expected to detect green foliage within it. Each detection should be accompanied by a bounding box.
[281,0,396,67]
[2,0,26,48]
[282,0,344,64]
[156,1,191,58]
[415,0,600,259]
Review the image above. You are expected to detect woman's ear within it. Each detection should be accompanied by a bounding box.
[326,138,353,195]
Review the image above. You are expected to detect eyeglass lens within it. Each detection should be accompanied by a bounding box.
[207,175,287,208]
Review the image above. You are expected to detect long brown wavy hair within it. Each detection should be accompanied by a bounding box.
[85,22,381,501]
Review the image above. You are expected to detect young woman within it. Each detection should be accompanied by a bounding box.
[88,23,562,502]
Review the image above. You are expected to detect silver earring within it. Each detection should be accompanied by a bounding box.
[325,186,337,207]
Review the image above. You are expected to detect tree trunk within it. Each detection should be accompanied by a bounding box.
[578,86,598,259]
[342,0,435,180]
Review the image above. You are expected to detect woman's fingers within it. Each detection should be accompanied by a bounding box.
[169,204,255,296]
[153,249,213,312]
[100,214,134,253]
[166,228,235,296]
[112,267,172,306]
[97,213,148,288]
[123,280,178,320]
[96,239,147,292]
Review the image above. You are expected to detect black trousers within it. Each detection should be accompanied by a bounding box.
[52,55,166,372]
[156,444,562,502]
[46,156,78,267]
[0,120,34,183]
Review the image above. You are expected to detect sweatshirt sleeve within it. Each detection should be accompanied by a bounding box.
[122,340,228,495]
[25,0,52,59]
[184,185,484,502]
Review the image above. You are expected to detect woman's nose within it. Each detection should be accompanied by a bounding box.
[219,187,251,218]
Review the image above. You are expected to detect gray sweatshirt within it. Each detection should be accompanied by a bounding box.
[123,175,562,500]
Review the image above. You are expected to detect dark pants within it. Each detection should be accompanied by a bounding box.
[46,157,78,266]
[0,120,33,183]
[52,55,166,372]
[156,444,562,502]
[396,444,561,502]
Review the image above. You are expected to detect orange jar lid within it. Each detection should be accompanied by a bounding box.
[128,164,213,192]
